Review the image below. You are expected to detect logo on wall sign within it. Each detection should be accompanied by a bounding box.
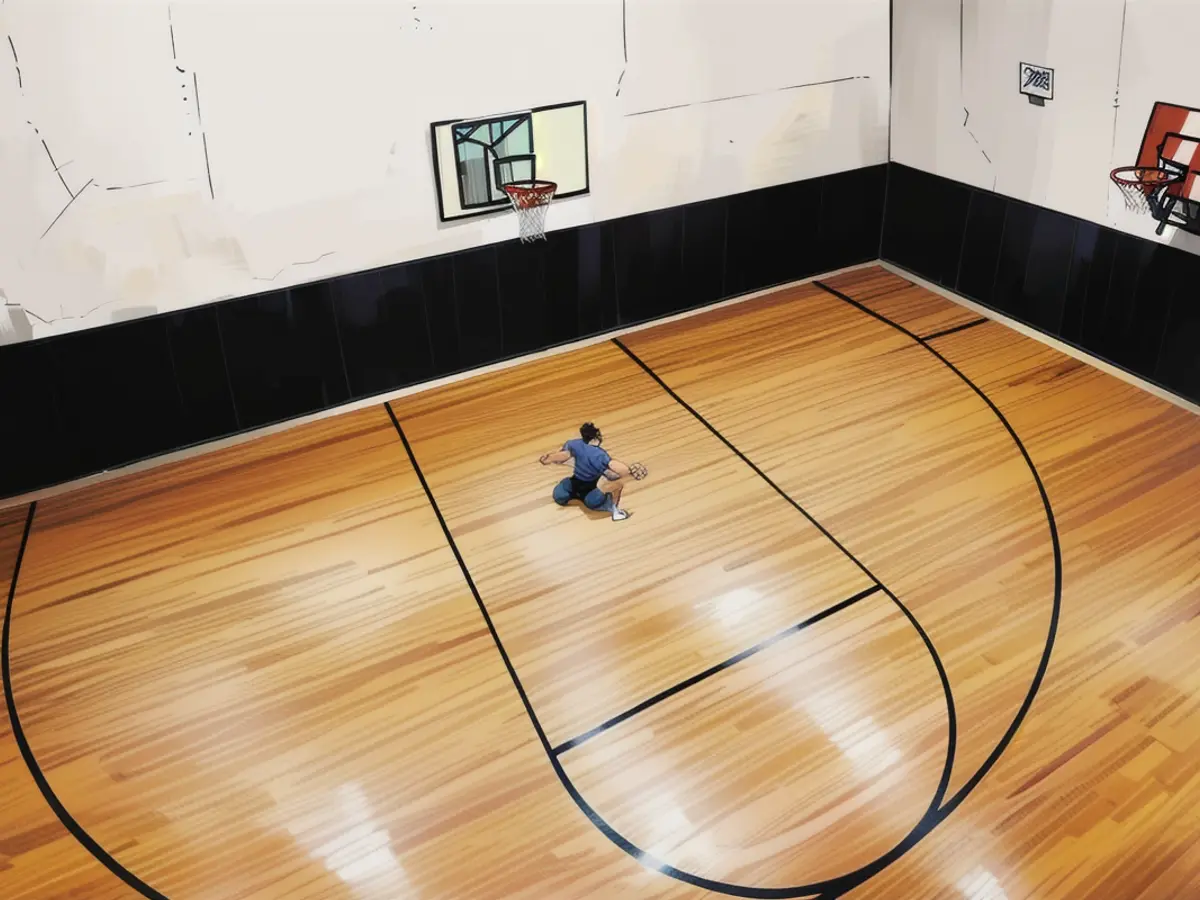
[1020,63,1054,106]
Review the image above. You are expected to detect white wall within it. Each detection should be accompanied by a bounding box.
[0,0,889,343]
[892,0,1200,256]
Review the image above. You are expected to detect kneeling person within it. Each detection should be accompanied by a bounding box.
[539,422,642,522]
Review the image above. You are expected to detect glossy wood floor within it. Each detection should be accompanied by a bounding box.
[2,266,1198,899]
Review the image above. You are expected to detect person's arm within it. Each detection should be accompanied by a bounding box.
[539,447,572,466]
[604,458,631,480]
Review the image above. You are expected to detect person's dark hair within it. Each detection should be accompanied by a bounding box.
[580,422,601,443]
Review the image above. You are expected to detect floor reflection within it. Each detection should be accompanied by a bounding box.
[802,691,903,778]
[282,783,414,896]
[958,867,1010,900]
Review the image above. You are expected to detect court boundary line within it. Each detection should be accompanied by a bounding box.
[389,349,959,898]
[613,281,1062,894]
[813,279,1062,826]
[552,584,883,756]
[921,317,989,342]
[612,338,958,898]
[2,502,171,900]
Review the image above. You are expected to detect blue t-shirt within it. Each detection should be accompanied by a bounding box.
[564,439,611,482]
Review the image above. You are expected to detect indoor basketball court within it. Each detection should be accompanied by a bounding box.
[3,0,1200,898]
[3,266,1199,899]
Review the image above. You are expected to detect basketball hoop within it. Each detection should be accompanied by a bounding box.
[503,180,557,243]
[1110,166,1183,215]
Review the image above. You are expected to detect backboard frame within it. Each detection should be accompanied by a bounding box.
[1127,102,1200,235]
[430,100,590,223]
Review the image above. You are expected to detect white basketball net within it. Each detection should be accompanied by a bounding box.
[1111,167,1181,215]
[504,182,557,243]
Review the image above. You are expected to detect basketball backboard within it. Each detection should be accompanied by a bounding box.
[1128,101,1200,235]
[430,101,589,222]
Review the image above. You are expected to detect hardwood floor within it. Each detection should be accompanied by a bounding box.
[2,266,1197,899]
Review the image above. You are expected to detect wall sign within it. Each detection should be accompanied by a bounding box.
[1020,63,1054,106]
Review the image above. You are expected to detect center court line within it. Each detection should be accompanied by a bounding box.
[552,584,883,756]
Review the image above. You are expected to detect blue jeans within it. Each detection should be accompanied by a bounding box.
[553,477,613,511]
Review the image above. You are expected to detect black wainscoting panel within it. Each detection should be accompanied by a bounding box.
[47,319,187,476]
[498,232,608,356]
[955,189,1007,304]
[165,305,239,442]
[1084,235,1149,363]
[1107,240,1182,378]
[0,339,74,498]
[785,178,826,281]
[726,178,823,295]
[451,247,504,369]
[1155,250,1200,400]
[496,238,550,358]
[819,164,888,271]
[419,255,460,374]
[724,188,770,295]
[991,200,1038,320]
[331,264,435,399]
[1063,224,1118,346]
[2,166,892,500]
[882,164,971,288]
[216,286,350,429]
[880,165,1200,404]
[614,206,685,324]
[681,197,729,310]
[569,222,619,336]
[1017,206,1076,333]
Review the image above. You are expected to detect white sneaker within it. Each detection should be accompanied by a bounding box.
[612,508,631,521]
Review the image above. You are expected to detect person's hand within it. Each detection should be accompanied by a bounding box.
[630,462,649,481]
[539,454,551,465]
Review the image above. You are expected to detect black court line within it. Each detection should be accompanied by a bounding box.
[553,584,883,756]
[613,338,883,590]
[813,279,1062,829]
[2,503,170,899]
[613,338,959,897]
[921,317,989,342]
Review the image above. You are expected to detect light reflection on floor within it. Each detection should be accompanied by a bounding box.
[282,783,413,895]
[958,866,1010,900]
[802,690,903,779]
